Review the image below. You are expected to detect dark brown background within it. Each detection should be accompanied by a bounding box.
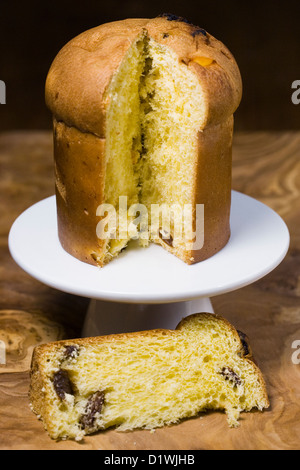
[0,0,299,131]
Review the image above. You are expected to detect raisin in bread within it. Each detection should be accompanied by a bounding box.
[29,313,269,441]
[46,15,242,267]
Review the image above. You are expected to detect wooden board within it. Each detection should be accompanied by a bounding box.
[0,131,300,450]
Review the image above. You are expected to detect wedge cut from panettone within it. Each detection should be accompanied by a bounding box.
[29,313,269,441]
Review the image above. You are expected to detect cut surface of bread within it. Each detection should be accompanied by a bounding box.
[96,32,206,264]
[30,313,269,441]
[47,16,242,267]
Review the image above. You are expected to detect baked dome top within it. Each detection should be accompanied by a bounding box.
[46,15,242,137]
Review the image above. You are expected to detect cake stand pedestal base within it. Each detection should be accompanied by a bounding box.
[82,297,214,337]
[9,191,290,338]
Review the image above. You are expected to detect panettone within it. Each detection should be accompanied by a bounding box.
[46,15,242,266]
[29,313,269,441]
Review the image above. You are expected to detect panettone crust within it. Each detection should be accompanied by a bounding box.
[46,17,242,136]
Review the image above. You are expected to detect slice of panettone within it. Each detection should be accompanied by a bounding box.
[29,313,269,441]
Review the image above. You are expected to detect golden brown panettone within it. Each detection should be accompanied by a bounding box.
[46,15,242,267]
[29,313,269,441]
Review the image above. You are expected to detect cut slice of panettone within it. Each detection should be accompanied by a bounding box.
[29,313,269,441]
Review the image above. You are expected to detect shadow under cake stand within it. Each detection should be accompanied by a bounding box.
[9,191,290,337]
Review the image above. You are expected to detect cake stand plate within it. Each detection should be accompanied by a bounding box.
[8,191,290,336]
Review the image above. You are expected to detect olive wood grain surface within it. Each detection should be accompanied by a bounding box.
[0,131,299,450]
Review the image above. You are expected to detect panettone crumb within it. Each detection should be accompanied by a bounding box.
[29,313,269,441]
[100,32,205,264]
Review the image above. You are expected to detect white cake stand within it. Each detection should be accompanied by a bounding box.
[8,191,290,337]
